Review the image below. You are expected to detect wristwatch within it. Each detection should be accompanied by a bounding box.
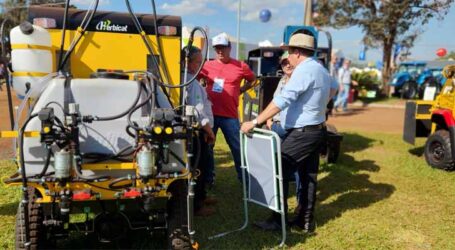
[252,118,258,126]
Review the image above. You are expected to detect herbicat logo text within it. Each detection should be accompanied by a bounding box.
[95,20,128,32]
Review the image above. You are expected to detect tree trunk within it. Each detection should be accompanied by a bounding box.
[382,40,393,95]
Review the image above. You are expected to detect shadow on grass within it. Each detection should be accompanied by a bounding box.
[409,146,424,157]
[315,133,395,226]
[199,133,395,249]
[0,202,17,216]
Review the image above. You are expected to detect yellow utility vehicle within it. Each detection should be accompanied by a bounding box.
[1,2,205,249]
[403,65,455,171]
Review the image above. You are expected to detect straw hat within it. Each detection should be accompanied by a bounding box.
[281,33,315,51]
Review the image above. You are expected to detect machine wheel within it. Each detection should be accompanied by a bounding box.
[424,130,455,171]
[401,81,418,99]
[167,180,191,250]
[15,188,47,250]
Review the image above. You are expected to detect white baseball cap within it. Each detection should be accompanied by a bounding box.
[212,33,230,47]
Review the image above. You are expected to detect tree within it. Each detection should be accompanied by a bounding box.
[314,0,454,92]
[1,0,70,25]
[437,50,455,61]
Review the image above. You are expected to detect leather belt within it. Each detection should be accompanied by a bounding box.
[288,122,326,132]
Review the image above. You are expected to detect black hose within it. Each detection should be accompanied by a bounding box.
[19,113,39,248]
[157,26,209,89]
[0,18,15,130]
[127,78,155,131]
[192,132,201,171]
[150,0,171,84]
[37,148,52,178]
[58,0,100,71]
[94,81,143,121]
[124,0,165,83]
[169,149,185,167]
[109,176,135,189]
[57,0,70,68]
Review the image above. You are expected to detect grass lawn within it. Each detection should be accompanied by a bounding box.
[1,131,454,249]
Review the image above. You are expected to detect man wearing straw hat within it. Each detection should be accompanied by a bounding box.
[241,31,331,233]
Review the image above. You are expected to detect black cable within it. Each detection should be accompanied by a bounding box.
[84,181,121,192]
[94,81,143,121]
[57,0,70,68]
[19,113,39,248]
[109,176,135,189]
[192,132,201,171]
[127,78,155,131]
[124,0,164,83]
[169,149,186,167]
[150,0,171,84]
[37,148,52,178]
[58,0,100,71]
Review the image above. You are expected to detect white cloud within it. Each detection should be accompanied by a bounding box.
[161,0,215,16]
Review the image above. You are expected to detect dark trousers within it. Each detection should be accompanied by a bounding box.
[193,131,210,211]
[274,127,326,222]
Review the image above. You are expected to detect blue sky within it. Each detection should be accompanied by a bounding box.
[4,0,455,62]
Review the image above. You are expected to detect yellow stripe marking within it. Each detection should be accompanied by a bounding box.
[12,72,49,77]
[11,44,52,51]
[83,163,136,170]
[0,131,40,138]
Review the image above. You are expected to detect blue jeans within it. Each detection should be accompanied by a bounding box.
[205,116,242,184]
[334,83,350,111]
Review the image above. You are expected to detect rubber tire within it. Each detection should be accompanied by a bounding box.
[424,130,455,171]
[401,81,418,99]
[15,188,47,250]
[167,180,191,250]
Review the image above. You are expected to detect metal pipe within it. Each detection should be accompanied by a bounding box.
[236,0,241,60]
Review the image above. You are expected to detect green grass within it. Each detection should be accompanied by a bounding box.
[1,132,454,249]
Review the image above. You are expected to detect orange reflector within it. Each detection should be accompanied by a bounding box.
[33,18,57,28]
[124,189,141,198]
[158,26,177,36]
[72,191,92,201]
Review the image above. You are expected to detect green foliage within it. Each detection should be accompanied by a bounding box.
[437,50,455,61]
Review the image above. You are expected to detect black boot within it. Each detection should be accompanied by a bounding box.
[289,213,316,234]
[254,212,283,231]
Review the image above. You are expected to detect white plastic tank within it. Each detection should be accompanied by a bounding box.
[10,22,53,98]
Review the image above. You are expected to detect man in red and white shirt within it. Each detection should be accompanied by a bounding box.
[199,32,256,183]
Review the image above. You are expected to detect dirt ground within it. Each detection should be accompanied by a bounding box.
[0,89,20,158]
[328,106,405,135]
[0,90,405,158]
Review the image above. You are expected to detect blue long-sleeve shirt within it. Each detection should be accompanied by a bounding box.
[272,57,331,129]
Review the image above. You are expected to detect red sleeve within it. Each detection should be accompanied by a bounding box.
[241,61,256,82]
[197,66,208,81]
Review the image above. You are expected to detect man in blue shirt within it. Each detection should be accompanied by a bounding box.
[241,32,331,233]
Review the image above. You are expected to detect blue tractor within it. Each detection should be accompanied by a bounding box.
[389,61,426,99]
[416,67,447,99]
